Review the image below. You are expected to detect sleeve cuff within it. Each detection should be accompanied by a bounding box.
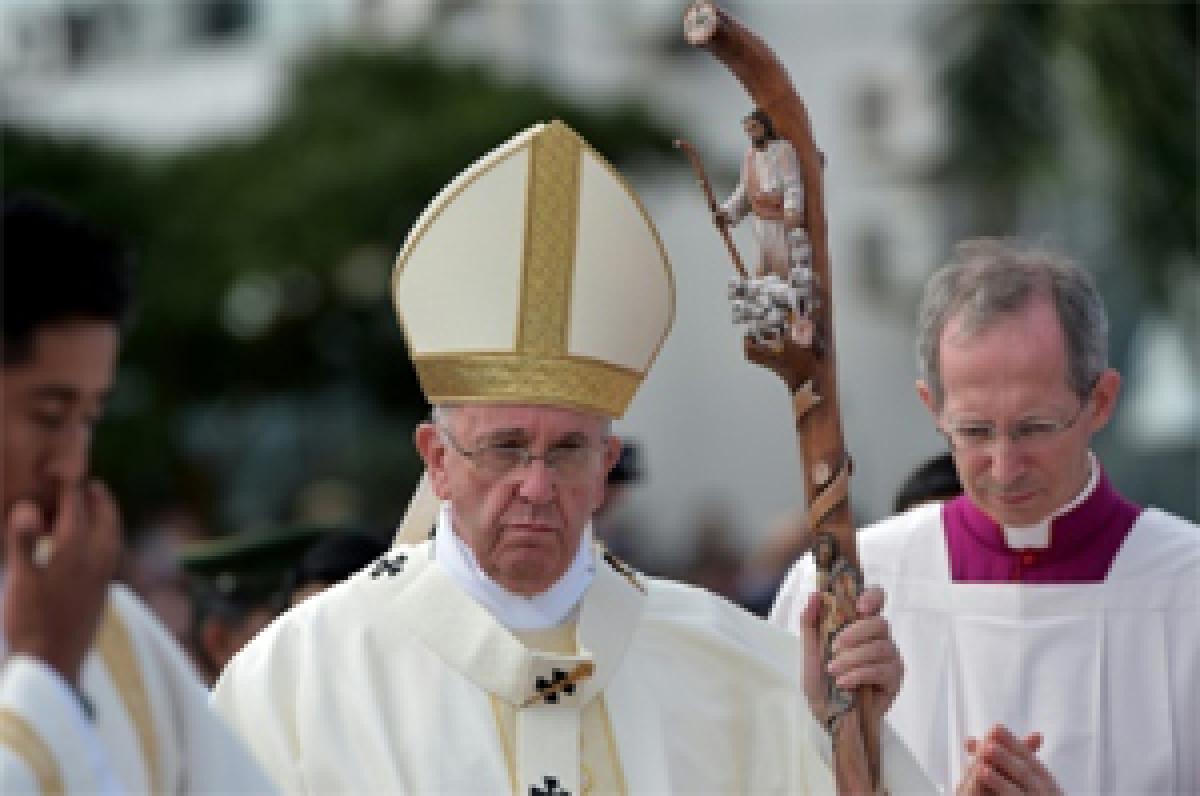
[1,655,124,794]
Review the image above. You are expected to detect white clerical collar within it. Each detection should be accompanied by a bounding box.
[432,501,595,631]
[1003,451,1099,549]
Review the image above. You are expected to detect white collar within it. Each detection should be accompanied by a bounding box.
[1002,451,1099,549]
[432,502,595,631]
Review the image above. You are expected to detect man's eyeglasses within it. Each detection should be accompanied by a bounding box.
[938,388,1094,454]
[438,424,601,481]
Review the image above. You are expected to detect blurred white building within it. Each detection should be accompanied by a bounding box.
[4,0,1192,560]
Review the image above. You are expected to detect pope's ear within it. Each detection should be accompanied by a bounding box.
[603,436,622,475]
[414,424,450,498]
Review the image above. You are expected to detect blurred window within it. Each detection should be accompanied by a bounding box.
[187,0,253,43]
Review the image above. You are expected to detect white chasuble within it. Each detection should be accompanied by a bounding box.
[1,583,276,794]
[771,504,1200,794]
[216,539,933,794]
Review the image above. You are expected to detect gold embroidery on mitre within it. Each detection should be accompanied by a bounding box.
[414,352,641,418]
[96,601,161,791]
[392,120,674,419]
[517,122,582,357]
[0,709,65,795]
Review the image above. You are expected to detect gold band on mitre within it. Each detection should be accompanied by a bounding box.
[392,120,674,419]
[412,353,642,418]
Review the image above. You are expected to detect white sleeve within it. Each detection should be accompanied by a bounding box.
[0,655,124,794]
[212,621,306,794]
[108,586,280,794]
[768,552,817,632]
[774,554,939,793]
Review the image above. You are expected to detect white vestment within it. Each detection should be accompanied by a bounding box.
[0,582,277,794]
[771,503,1200,794]
[215,539,932,794]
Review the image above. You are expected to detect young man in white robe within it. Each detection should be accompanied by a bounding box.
[0,197,277,793]
[772,239,1200,794]
[213,120,936,794]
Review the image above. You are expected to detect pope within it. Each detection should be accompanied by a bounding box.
[214,121,934,793]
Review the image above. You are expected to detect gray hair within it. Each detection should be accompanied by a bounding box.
[430,403,613,437]
[916,239,1109,409]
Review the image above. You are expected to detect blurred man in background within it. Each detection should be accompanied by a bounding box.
[772,239,1199,793]
[121,507,207,654]
[181,525,326,683]
[0,195,275,792]
[285,528,387,607]
[892,451,962,514]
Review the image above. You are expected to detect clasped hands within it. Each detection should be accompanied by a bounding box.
[799,588,1062,795]
[956,725,1064,795]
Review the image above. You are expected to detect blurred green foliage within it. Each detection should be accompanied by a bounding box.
[3,44,677,536]
[932,0,1197,305]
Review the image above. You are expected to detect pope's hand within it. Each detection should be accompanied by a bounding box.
[800,586,903,723]
[955,725,1063,795]
[2,482,122,687]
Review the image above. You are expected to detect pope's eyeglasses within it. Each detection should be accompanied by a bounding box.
[437,424,600,480]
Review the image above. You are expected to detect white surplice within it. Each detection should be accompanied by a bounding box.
[0,582,277,794]
[771,503,1200,794]
[215,539,932,794]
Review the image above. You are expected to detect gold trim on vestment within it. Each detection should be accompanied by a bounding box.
[0,708,64,795]
[488,694,519,795]
[413,352,642,418]
[597,697,629,796]
[390,120,674,420]
[96,601,160,790]
[517,122,582,357]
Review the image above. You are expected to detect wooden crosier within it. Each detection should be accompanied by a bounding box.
[680,3,883,792]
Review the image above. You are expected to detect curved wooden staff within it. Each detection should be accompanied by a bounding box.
[674,139,749,279]
[681,3,882,792]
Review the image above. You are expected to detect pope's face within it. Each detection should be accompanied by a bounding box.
[417,404,620,596]
[1,320,119,523]
[918,298,1118,527]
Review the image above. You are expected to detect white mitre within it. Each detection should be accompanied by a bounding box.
[391,120,675,544]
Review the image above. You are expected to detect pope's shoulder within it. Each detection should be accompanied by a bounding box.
[222,541,803,685]
[635,569,801,680]
[221,543,424,673]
